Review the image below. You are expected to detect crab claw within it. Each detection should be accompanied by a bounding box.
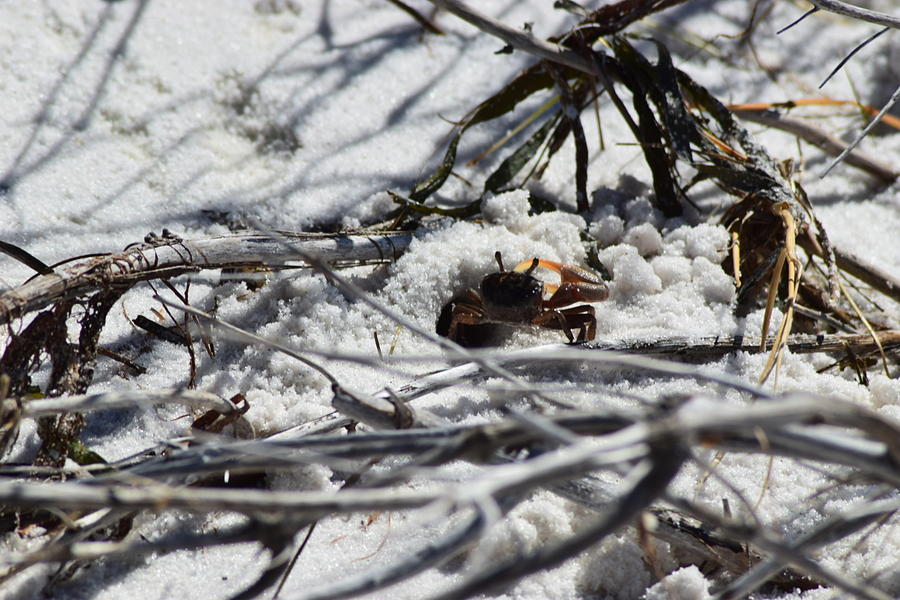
[514,258,609,306]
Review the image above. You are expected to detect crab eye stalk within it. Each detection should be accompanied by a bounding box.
[494,251,505,272]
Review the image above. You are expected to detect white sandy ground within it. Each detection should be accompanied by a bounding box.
[1,1,899,598]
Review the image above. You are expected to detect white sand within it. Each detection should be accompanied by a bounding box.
[1,1,899,598]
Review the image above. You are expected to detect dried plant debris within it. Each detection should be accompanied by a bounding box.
[401,3,822,222]
[1,219,898,596]
[401,1,897,381]
[1,374,900,598]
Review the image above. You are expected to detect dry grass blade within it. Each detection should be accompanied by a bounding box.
[730,98,900,130]
[0,240,54,276]
[836,278,891,376]
[469,94,558,168]
[481,111,561,195]
[730,229,743,288]
[758,203,802,384]
[828,246,900,305]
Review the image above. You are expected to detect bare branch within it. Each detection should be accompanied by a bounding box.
[434,446,685,600]
[0,478,438,515]
[22,388,244,419]
[807,0,900,30]
[427,0,597,75]
[0,230,413,325]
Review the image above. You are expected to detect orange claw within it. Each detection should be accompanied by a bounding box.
[543,282,560,295]
[513,258,609,304]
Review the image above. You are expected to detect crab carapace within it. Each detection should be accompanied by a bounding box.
[436,251,608,347]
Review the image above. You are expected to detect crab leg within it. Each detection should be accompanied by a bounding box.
[531,305,597,342]
[513,258,609,306]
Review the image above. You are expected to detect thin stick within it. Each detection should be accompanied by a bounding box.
[822,82,900,177]
[21,389,243,419]
[386,0,444,34]
[807,0,900,30]
[0,479,439,514]
[426,0,597,75]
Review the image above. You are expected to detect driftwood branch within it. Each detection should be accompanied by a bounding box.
[0,478,436,515]
[0,230,413,326]
[342,331,900,409]
[586,330,900,357]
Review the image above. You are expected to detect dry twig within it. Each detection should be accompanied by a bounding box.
[0,230,413,325]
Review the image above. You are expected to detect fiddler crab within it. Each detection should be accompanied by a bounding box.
[436,251,609,347]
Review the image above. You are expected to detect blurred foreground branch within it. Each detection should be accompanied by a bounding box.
[3,391,898,598]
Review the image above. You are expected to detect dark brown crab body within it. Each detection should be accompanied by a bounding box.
[436,252,609,347]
